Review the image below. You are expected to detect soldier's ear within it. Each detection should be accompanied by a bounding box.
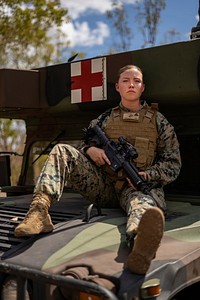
[115,83,119,92]
[142,83,145,93]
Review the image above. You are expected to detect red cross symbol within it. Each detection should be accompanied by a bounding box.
[71,59,103,102]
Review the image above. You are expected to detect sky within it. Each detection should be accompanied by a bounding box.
[58,0,199,60]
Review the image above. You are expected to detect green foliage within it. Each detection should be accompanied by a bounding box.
[0,119,25,152]
[0,119,26,185]
[0,0,70,68]
[0,1,82,185]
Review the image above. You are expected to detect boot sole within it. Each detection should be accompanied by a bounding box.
[127,207,164,275]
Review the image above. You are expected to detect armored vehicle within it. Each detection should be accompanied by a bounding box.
[0,6,200,300]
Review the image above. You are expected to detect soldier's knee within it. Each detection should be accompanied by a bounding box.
[51,143,77,156]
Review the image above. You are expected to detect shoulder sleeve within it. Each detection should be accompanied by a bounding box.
[145,112,182,185]
[86,108,112,129]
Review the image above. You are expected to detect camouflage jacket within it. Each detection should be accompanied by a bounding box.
[79,101,182,187]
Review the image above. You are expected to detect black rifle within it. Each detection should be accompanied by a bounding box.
[88,125,158,198]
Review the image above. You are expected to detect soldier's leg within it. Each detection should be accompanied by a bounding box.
[119,186,165,274]
[15,144,116,237]
[119,186,157,239]
[34,144,117,206]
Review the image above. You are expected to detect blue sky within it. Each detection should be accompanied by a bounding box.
[59,0,199,59]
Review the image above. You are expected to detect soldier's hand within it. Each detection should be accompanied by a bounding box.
[126,178,137,190]
[138,171,148,181]
[126,172,148,190]
[86,146,111,166]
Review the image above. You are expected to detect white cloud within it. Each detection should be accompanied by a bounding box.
[61,21,110,47]
[61,0,113,19]
[61,0,139,19]
[58,0,140,51]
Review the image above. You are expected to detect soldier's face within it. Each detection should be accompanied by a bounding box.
[115,68,145,102]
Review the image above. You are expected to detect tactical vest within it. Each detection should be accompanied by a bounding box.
[103,103,158,171]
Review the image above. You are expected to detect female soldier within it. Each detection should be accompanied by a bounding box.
[14,64,181,274]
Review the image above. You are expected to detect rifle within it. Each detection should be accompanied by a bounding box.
[87,125,158,198]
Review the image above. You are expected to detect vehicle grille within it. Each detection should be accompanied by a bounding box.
[0,205,82,256]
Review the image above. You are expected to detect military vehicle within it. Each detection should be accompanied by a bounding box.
[0,3,200,299]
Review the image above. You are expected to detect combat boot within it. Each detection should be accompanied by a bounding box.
[127,207,164,275]
[14,192,54,237]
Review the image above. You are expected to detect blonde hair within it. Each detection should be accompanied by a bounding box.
[116,65,143,82]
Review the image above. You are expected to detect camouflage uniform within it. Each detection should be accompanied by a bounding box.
[34,101,181,239]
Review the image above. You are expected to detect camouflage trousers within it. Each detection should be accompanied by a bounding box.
[34,144,166,238]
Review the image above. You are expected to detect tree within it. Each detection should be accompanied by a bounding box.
[0,1,70,184]
[107,0,133,52]
[136,0,166,47]
[0,119,26,184]
[0,0,70,69]
[162,28,181,44]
